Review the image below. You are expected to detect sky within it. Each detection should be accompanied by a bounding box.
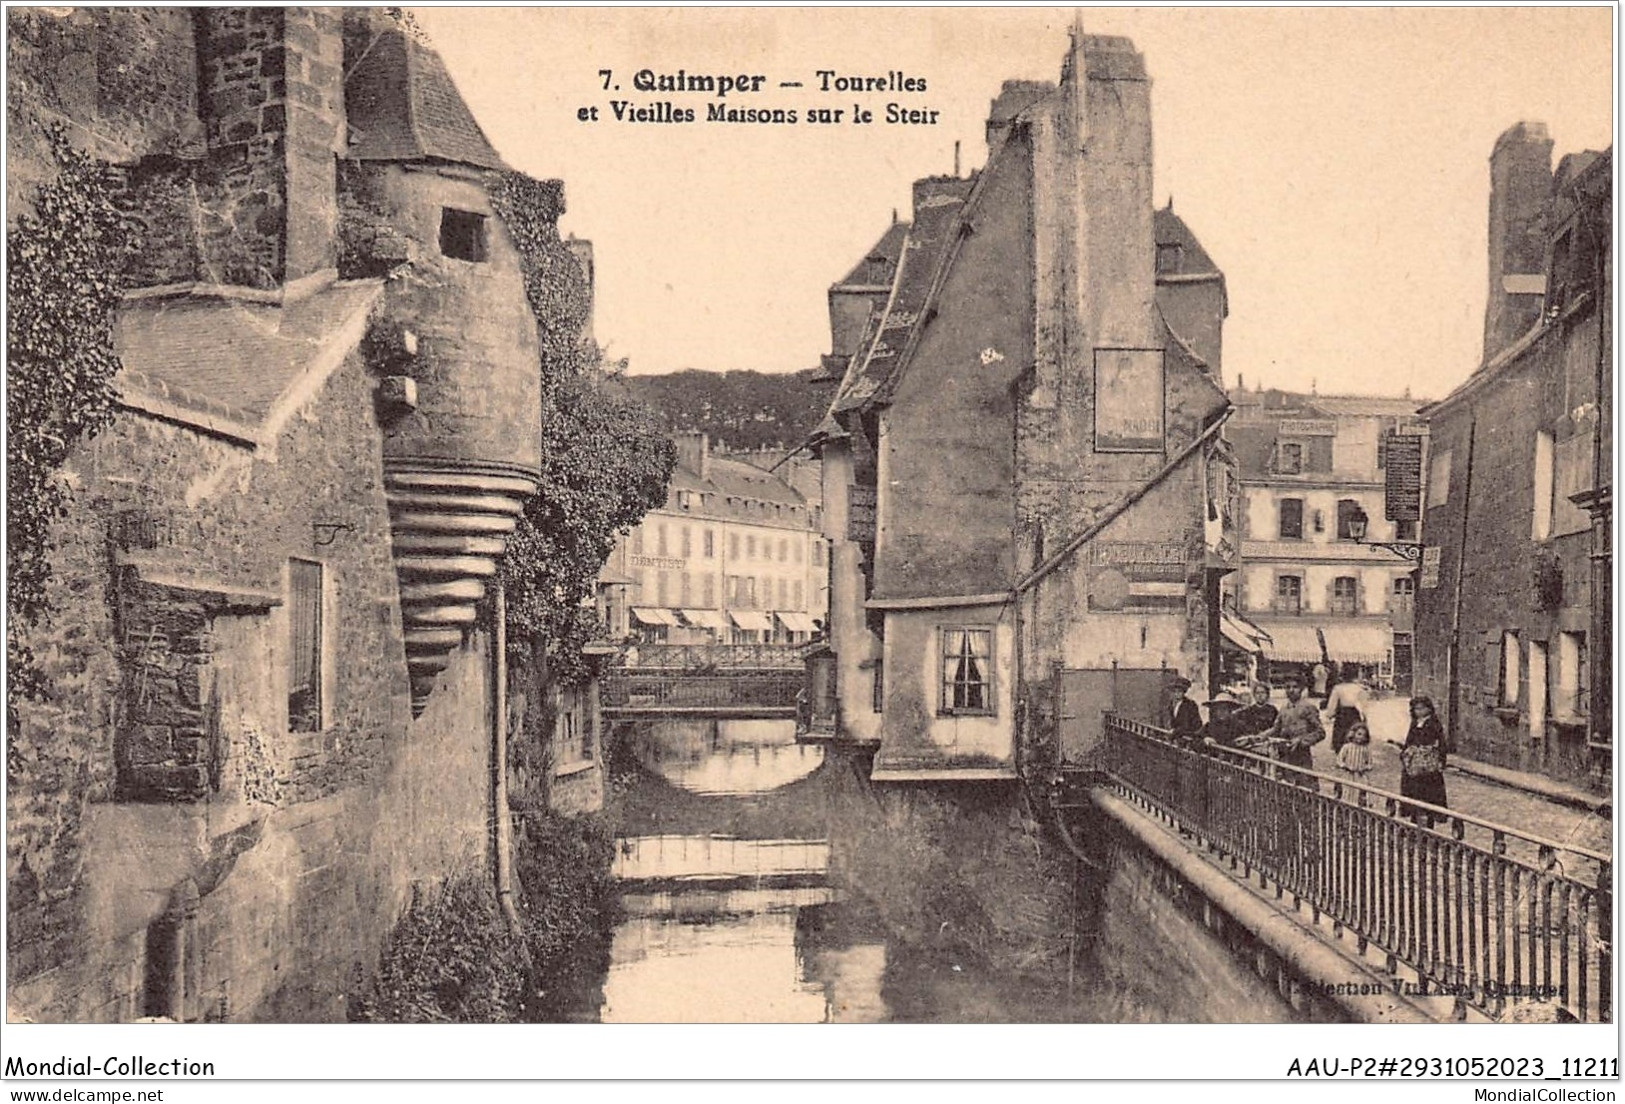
[413,6,1614,402]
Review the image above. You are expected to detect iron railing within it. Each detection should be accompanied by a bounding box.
[1101,713,1612,1022]
[621,643,806,671]
[602,672,804,711]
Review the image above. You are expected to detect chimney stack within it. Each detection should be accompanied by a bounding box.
[675,432,710,480]
[195,8,345,289]
[1482,121,1554,362]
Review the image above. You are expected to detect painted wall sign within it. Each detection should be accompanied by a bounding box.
[1093,347,1165,453]
[1384,432,1423,521]
[1420,545,1442,589]
[1278,418,1339,437]
[1088,540,1190,581]
[630,554,686,570]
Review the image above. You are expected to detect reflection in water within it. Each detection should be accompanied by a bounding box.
[603,718,880,1022]
[633,718,825,795]
[598,718,1108,1023]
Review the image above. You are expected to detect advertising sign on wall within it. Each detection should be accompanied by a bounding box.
[1385,432,1424,521]
[1094,348,1165,453]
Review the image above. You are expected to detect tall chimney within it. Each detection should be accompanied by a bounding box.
[195,8,344,290]
[675,432,710,480]
[1482,121,1554,362]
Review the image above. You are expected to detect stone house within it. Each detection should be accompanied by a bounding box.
[6,9,573,1020]
[805,27,1235,780]
[1415,124,1612,787]
[1224,387,1425,692]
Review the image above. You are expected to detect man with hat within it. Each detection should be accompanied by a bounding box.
[1201,690,1245,751]
[1164,675,1203,744]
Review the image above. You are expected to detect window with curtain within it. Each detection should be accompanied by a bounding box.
[940,628,994,715]
[288,559,323,732]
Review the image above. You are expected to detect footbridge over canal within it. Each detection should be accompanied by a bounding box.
[602,644,804,719]
[1066,714,1612,1024]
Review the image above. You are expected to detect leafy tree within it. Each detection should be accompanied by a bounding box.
[624,367,827,452]
[500,345,673,685]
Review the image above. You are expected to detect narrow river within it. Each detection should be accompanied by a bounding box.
[559,716,1287,1023]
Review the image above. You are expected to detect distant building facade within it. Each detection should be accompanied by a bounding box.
[1225,388,1425,691]
[1415,124,1611,787]
[599,433,828,646]
[807,28,1236,781]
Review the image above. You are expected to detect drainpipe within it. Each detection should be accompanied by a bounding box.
[492,581,520,931]
[1445,414,1476,752]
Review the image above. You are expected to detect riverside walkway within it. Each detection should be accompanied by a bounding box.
[1090,714,1612,1024]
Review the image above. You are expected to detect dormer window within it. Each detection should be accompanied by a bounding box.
[440,209,488,262]
[1155,242,1183,274]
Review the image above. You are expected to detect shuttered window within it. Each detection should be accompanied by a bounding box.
[288,559,323,732]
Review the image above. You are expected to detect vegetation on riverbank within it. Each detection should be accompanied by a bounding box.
[354,809,620,1022]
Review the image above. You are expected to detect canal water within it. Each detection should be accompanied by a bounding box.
[574,716,1252,1023]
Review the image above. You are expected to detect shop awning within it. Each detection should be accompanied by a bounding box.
[728,610,773,632]
[631,607,678,627]
[1219,612,1268,653]
[775,611,818,634]
[680,608,726,629]
[1320,621,1392,665]
[1253,620,1324,664]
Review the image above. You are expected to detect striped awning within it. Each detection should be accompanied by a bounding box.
[1253,620,1324,663]
[680,608,726,629]
[775,611,818,633]
[1321,621,1392,665]
[1219,612,1269,653]
[631,607,678,627]
[728,610,773,632]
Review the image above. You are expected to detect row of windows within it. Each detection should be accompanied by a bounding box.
[632,523,823,565]
[1493,629,1588,720]
[1429,432,1590,541]
[1272,574,1412,615]
[638,569,808,610]
[1274,497,1416,542]
[674,487,814,527]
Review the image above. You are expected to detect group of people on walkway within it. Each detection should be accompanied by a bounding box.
[1164,666,1449,822]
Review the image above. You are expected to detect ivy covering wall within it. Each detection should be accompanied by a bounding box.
[489,170,674,686]
[6,131,133,767]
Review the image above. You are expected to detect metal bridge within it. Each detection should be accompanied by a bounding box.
[1095,713,1612,1024]
[601,671,803,718]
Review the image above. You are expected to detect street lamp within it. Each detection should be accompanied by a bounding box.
[1346,506,1423,561]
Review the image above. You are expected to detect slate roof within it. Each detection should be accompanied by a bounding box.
[817,174,978,428]
[704,456,806,507]
[115,281,381,441]
[1154,205,1222,280]
[835,219,910,289]
[1227,389,1422,420]
[345,24,508,170]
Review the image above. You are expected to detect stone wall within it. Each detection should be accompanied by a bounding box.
[8,8,344,291]
[7,349,492,1022]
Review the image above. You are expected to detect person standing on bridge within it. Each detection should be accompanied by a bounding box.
[1323,664,1368,754]
[1267,672,1325,786]
[1393,695,1448,827]
[1164,675,1204,745]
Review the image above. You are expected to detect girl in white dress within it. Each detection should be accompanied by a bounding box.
[1336,719,1372,777]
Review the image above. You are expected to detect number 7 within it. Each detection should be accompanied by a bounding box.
[599,69,613,90]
